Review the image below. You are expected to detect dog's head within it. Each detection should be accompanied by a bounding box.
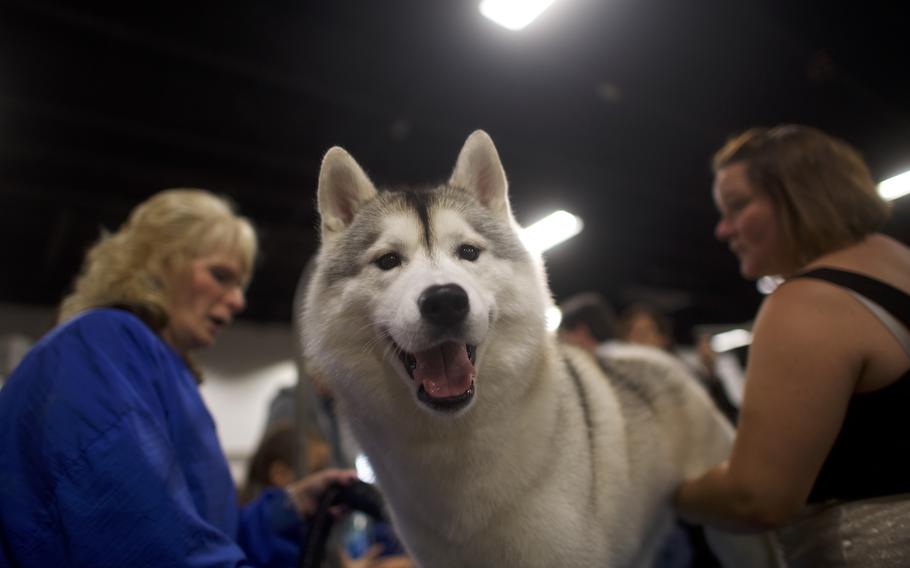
[302,131,552,419]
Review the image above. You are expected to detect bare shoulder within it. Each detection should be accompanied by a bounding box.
[805,234,910,292]
[748,276,865,394]
[758,275,861,335]
[774,234,910,357]
[764,233,910,332]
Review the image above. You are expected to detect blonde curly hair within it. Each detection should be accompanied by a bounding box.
[59,189,257,332]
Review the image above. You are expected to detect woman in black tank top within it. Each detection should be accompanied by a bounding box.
[673,125,910,567]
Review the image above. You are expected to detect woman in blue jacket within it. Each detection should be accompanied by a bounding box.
[0,189,356,567]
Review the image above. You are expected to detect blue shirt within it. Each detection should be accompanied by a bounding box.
[0,309,304,567]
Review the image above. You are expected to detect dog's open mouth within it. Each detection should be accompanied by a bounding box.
[398,342,476,412]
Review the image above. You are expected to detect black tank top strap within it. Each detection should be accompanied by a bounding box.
[790,267,910,327]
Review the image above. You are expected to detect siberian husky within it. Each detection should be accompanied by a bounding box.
[300,131,780,567]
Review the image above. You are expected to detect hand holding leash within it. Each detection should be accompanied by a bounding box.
[299,478,391,568]
[286,468,359,518]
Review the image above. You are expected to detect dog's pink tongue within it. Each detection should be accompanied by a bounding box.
[414,342,474,397]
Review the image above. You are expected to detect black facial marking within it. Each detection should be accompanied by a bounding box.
[404,190,433,248]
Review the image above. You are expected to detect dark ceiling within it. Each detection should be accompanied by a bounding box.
[1,0,908,341]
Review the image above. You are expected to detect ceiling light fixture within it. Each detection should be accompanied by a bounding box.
[545,305,563,332]
[878,169,910,201]
[479,0,558,31]
[756,275,784,295]
[710,328,753,353]
[520,209,583,254]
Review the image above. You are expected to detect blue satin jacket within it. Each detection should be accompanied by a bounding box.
[0,309,304,567]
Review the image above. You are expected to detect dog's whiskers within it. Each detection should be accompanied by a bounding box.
[361,327,395,359]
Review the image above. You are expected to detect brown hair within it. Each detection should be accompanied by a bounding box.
[558,292,617,342]
[618,303,673,351]
[239,421,331,505]
[713,125,890,268]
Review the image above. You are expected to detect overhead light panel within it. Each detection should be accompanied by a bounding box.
[878,169,910,201]
[520,210,583,254]
[355,453,376,483]
[479,0,558,31]
[710,328,753,353]
[545,305,563,331]
[756,275,784,295]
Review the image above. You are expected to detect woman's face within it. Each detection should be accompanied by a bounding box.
[162,250,247,354]
[624,313,670,350]
[713,162,787,279]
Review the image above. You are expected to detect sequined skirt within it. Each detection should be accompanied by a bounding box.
[776,493,910,567]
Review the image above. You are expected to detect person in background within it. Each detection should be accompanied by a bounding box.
[239,419,409,568]
[0,189,356,567]
[557,291,619,357]
[619,303,740,424]
[619,302,675,350]
[674,124,910,566]
[239,421,332,506]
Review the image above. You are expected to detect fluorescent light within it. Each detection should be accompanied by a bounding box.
[878,170,910,201]
[520,210,583,253]
[756,275,784,295]
[545,306,562,331]
[479,0,557,31]
[355,453,376,483]
[710,328,753,353]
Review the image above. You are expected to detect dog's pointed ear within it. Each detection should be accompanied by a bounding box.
[317,146,378,238]
[449,130,511,218]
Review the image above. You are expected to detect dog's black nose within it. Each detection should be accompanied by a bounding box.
[419,284,469,327]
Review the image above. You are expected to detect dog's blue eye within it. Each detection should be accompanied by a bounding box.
[458,244,480,261]
[375,253,401,270]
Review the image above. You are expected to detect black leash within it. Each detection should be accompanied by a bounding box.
[298,480,389,568]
